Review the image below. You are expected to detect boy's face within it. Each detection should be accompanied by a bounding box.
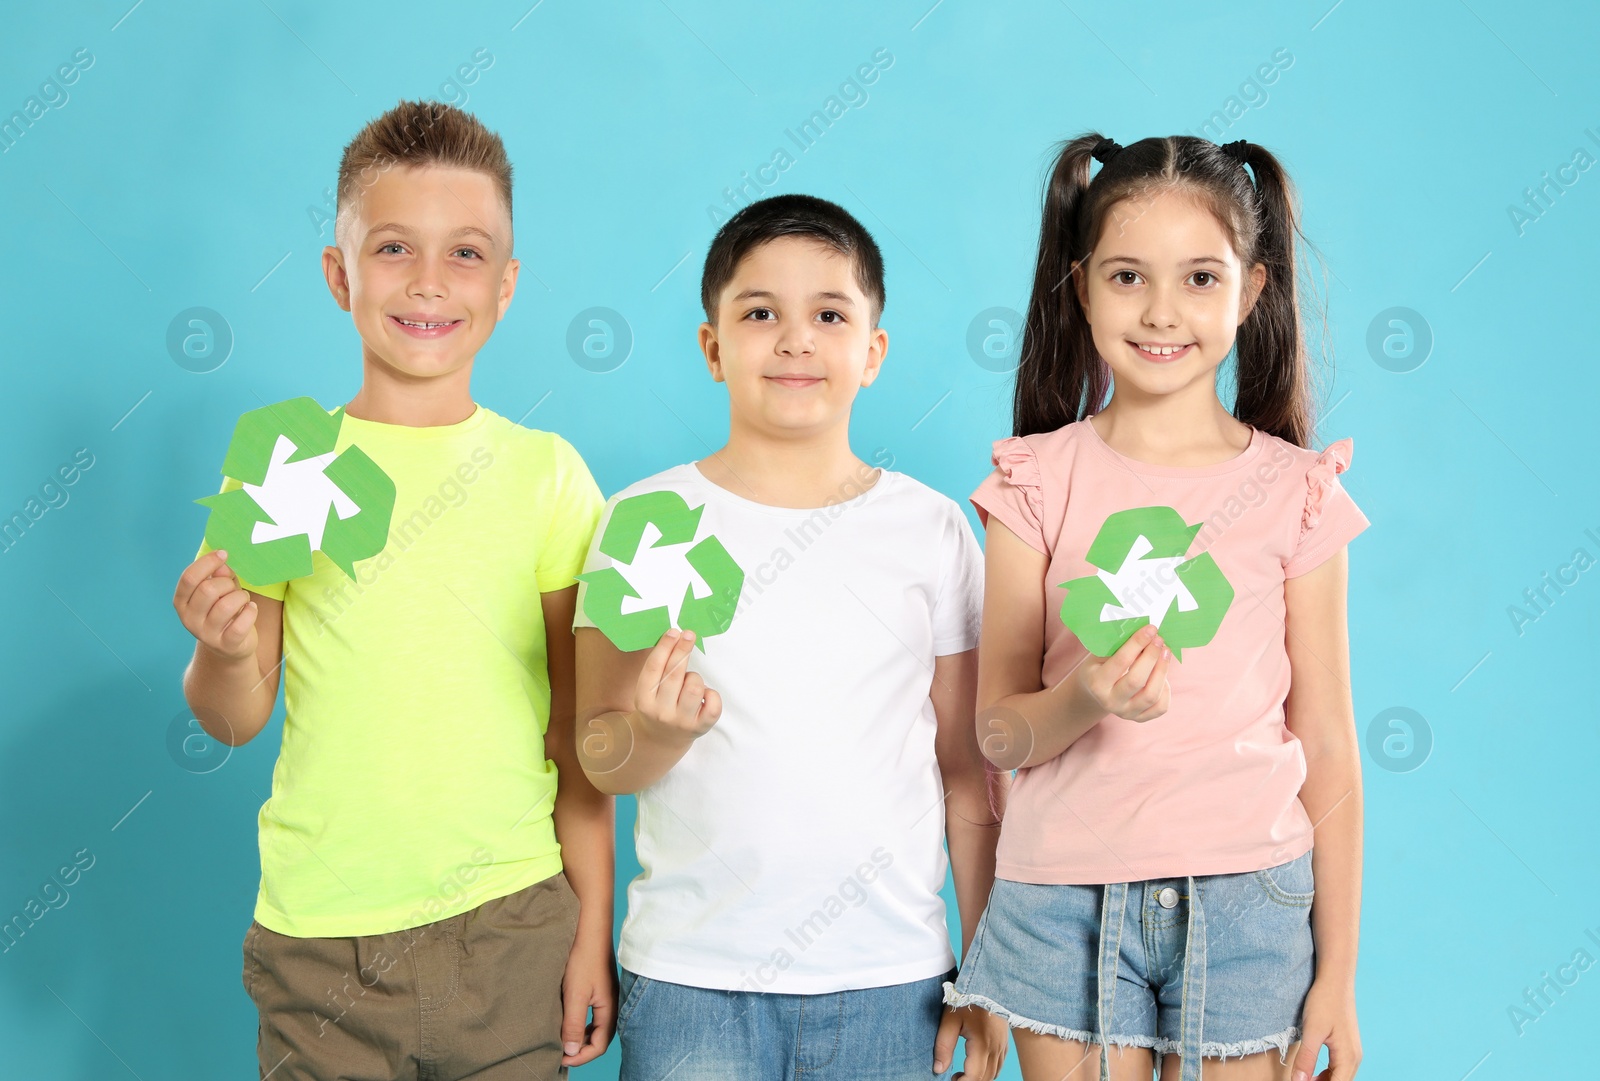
[1075,189,1265,402]
[698,237,886,441]
[322,165,518,382]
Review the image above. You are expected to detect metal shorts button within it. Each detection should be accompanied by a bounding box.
[1157,886,1180,909]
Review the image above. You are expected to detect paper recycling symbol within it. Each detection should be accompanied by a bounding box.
[578,490,744,653]
[196,397,396,586]
[1058,506,1233,660]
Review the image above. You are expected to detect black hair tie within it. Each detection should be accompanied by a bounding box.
[1090,137,1122,164]
[1220,139,1249,164]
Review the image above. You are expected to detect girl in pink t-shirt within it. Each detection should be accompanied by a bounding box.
[944,135,1367,1081]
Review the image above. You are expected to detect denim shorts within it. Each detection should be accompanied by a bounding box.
[618,965,958,1080]
[943,849,1315,1081]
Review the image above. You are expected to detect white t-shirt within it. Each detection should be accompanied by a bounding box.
[572,461,984,994]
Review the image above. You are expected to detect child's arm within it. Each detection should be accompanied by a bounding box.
[574,627,721,795]
[931,647,1011,1081]
[1283,547,1364,1081]
[174,550,283,745]
[976,521,1171,771]
[541,585,617,1067]
[931,648,1003,953]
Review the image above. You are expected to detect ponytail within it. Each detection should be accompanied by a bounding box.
[1012,134,1322,448]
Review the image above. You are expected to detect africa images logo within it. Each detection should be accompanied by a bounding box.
[578,490,745,653]
[197,397,396,585]
[1060,506,1234,659]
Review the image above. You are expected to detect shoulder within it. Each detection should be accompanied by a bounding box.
[602,463,700,506]
[1255,430,1357,488]
[873,470,967,522]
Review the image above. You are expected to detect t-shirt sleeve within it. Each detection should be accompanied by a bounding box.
[1284,437,1370,578]
[931,500,985,656]
[968,436,1047,555]
[536,435,605,593]
[193,475,289,601]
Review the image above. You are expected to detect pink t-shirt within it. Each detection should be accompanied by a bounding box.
[971,417,1370,883]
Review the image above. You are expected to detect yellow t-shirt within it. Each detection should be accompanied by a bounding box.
[197,404,602,937]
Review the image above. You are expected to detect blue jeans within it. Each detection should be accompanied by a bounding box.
[617,966,959,1080]
[945,849,1316,1081]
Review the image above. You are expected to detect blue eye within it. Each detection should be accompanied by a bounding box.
[379,242,405,254]
[455,248,482,260]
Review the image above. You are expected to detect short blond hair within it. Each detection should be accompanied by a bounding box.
[335,99,512,243]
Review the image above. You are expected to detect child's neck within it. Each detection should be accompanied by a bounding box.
[696,421,878,510]
[344,354,477,427]
[1091,385,1252,468]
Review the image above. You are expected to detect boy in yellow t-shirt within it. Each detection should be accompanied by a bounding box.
[172,101,615,1079]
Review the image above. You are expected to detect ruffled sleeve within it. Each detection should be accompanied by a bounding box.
[1284,437,1371,578]
[969,436,1048,555]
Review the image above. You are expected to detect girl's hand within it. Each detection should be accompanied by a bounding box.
[634,628,722,741]
[932,1003,1009,1080]
[1292,977,1361,1080]
[1074,623,1171,722]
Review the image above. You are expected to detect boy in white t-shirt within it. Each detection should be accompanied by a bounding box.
[573,195,1009,1081]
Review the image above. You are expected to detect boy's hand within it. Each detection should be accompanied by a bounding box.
[634,628,721,741]
[173,550,259,662]
[1074,623,1170,723]
[933,1003,1008,1080]
[559,930,616,1068]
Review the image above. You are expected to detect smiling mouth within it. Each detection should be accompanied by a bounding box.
[389,315,463,339]
[767,375,823,388]
[1130,341,1194,361]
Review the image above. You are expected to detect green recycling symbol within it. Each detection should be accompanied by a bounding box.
[1059,506,1233,660]
[577,490,744,653]
[196,396,396,586]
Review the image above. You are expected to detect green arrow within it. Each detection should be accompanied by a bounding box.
[1058,572,1149,658]
[598,490,703,563]
[1084,505,1201,569]
[320,445,397,579]
[196,487,314,585]
[1155,553,1234,661]
[576,567,672,652]
[677,536,744,652]
[219,397,343,481]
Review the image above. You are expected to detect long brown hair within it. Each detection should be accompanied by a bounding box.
[1013,133,1324,447]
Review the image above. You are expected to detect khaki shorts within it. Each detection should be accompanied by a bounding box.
[243,871,580,1081]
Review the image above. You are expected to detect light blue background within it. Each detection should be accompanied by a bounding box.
[2,1,1595,1077]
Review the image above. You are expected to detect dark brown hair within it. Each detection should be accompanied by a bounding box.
[700,194,885,326]
[1014,133,1324,447]
[335,100,513,241]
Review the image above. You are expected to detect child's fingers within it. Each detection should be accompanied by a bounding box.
[1131,647,1171,712]
[637,629,686,703]
[698,687,723,727]
[1112,636,1164,702]
[174,549,228,611]
[558,990,590,1062]
[675,671,707,722]
[217,600,259,653]
[1290,1030,1325,1081]
[200,585,252,642]
[931,1007,961,1075]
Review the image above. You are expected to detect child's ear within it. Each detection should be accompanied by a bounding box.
[1238,261,1268,324]
[497,257,520,320]
[322,245,352,312]
[697,321,725,382]
[860,325,888,387]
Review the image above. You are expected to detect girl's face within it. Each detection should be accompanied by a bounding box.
[1075,189,1266,404]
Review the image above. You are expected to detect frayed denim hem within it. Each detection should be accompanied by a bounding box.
[943,982,1303,1067]
[941,984,1169,1053]
[1196,1023,1301,1063]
